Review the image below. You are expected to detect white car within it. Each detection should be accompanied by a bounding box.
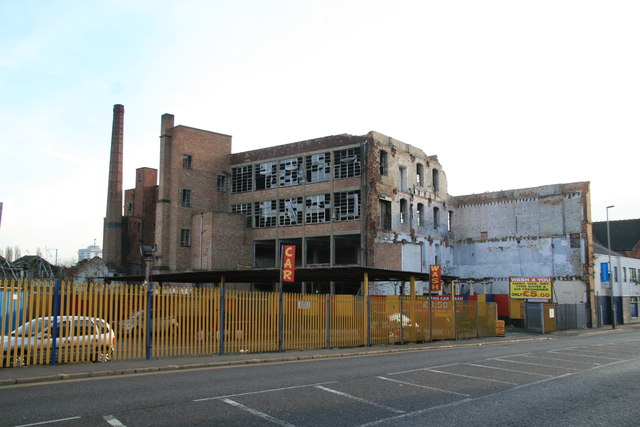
[119,310,179,335]
[2,316,116,366]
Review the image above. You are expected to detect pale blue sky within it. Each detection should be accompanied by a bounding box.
[1,0,639,264]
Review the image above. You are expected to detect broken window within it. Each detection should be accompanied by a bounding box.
[416,163,424,187]
[306,194,331,224]
[255,161,277,190]
[334,147,361,179]
[417,203,425,228]
[380,150,388,176]
[380,200,392,230]
[217,175,226,192]
[447,210,453,232]
[333,191,360,221]
[180,228,191,247]
[180,188,192,207]
[231,165,253,193]
[306,152,331,183]
[279,157,304,187]
[254,200,277,228]
[433,206,440,229]
[232,203,252,227]
[279,197,303,226]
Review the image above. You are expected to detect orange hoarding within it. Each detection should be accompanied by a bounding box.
[281,245,296,283]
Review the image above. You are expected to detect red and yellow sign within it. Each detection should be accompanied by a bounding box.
[509,277,552,299]
[281,245,296,283]
[430,265,442,292]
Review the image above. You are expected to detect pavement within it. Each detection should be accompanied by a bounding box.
[1,324,636,387]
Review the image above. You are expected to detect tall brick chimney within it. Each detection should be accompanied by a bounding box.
[103,104,124,268]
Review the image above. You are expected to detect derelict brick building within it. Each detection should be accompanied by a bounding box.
[103,105,595,319]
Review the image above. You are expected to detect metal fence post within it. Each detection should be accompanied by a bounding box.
[146,283,153,360]
[327,294,331,349]
[219,288,225,355]
[51,280,61,365]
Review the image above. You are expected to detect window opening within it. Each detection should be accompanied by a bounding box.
[305,194,331,224]
[279,197,303,226]
[231,165,253,193]
[380,150,388,176]
[306,152,331,183]
[433,206,440,229]
[306,236,330,265]
[217,175,226,192]
[416,163,424,187]
[447,211,453,232]
[380,200,392,230]
[417,203,424,227]
[256,161,277,190]
[254,200,277,228]
[432,169,440,194]
[180,228,191,247]
[334,147,361,179]
[334,191,360,221]
[400,199,408,224]
[399,167,407,192]
[334,234,360,265]
[180,189,192,207]
[279,157,304,187]
[183,154,192,169]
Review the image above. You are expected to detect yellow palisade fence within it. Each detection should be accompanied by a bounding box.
[1,279,497,367]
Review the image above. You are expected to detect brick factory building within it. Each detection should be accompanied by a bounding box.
[103,105,595,321]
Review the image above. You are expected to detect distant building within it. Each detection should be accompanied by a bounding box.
[78,243,102,262]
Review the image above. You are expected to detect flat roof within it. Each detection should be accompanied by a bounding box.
[105,265,452,285]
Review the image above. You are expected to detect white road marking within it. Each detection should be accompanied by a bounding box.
[222,398,295,427]
[193,381,336,402]
[377,376,470,396]
[427,368,518,385]
[14,417,81,427]
[465,363,551,377]
[315,385,405,413]
[103,415,127,427]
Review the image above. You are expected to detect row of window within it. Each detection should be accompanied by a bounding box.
[380,200,451,231]
[231,148,361,193]
[379,150,440,193]
[231,191,361,228]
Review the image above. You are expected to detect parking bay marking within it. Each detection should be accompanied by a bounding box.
[377,376,470,397]
[315,385,405,414]
[222,399,295,427]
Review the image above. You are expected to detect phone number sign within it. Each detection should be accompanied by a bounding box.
[509,277,553,300]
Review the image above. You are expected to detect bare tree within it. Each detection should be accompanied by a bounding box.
[14,246,21,259]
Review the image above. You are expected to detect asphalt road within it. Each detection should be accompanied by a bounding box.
[2,332,640,426]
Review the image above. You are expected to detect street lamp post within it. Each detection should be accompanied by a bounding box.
[606,205,615,329]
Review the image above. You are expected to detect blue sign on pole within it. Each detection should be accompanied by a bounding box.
[600,262,610,284]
